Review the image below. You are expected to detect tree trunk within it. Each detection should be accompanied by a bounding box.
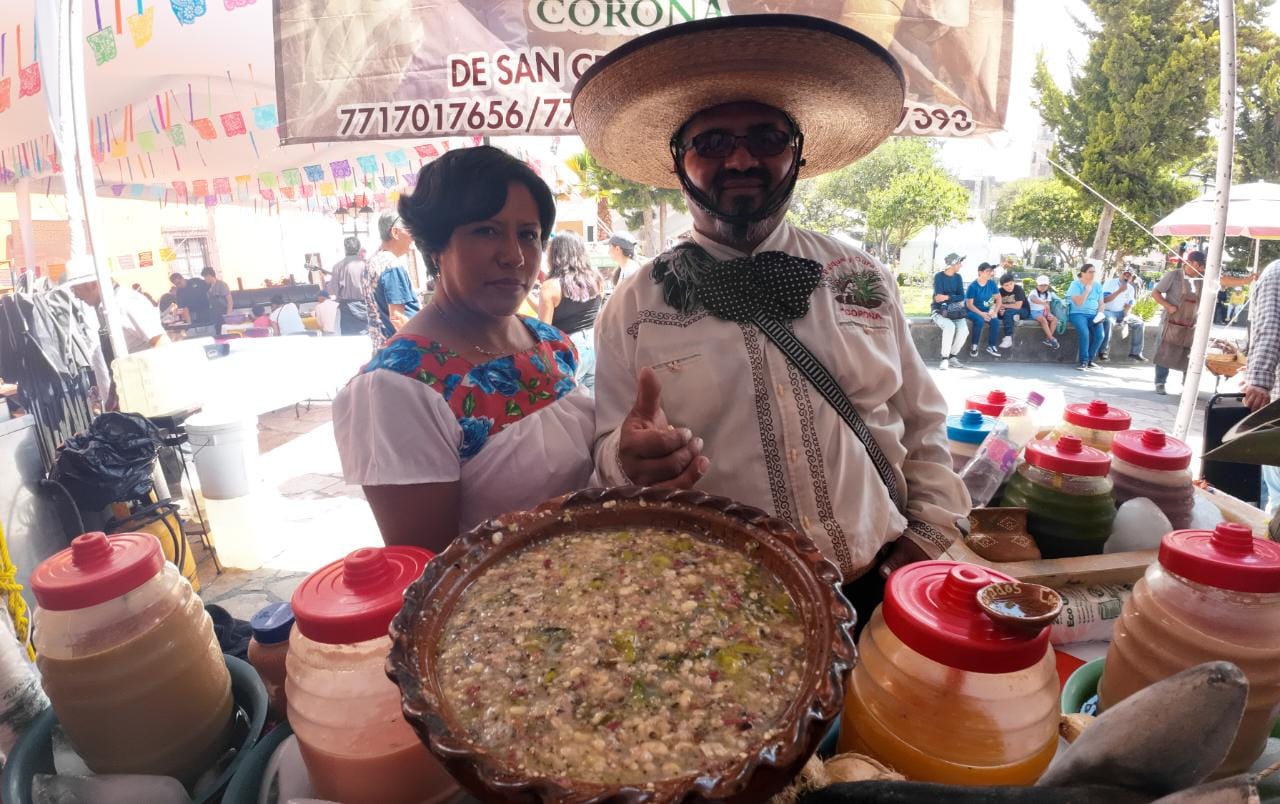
[658,202,667,250]
[641,206,656,256]
[597,197,612,241]
[1089,204,1115,261]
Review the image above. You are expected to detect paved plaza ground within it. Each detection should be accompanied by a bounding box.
[197,324,1248,618]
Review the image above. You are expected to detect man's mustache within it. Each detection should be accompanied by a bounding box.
[712,168,771,197]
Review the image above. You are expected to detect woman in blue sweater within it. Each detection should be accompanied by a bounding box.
[1067,264,1106,370]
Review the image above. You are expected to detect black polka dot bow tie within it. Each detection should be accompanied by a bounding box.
[697,251,825,323]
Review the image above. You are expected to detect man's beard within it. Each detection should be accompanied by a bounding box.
[706,170,793,245]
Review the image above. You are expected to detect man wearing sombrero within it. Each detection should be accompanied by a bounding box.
[574,15,968,608]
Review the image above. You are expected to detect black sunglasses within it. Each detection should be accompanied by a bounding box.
[683,128,793,160]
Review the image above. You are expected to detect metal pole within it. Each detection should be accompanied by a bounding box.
[1174,0,1236,439]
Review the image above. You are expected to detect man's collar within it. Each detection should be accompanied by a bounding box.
[689,221,792,261]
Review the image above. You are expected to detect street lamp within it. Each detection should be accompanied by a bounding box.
[334,203,374,237]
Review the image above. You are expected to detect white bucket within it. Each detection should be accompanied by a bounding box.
[186,412,260,500]
[203,493,264,571]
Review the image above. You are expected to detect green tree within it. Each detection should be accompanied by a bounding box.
[1032,0,1216,261]
[987,178,1098,266]
[785,137,953,252]
[865,169,970,259]
[570,152,685,255]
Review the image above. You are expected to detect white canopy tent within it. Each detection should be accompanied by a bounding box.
[1153,181,1280,275]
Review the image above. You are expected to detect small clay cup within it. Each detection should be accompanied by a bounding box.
[977,581,1064,635]
[387,486,857,803]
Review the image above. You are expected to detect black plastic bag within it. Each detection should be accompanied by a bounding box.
[51,412,163,510]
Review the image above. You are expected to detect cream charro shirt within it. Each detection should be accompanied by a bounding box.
[593,222,968,581]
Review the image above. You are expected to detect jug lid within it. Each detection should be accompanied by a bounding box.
[965,390,1010,417]
[1111,428,1192,471]
[292,546,434,645]
[1063,400,1131,432]
[1025,435,1110,476]
[1159,523,1280,593]
[250,602,295,645]
[946,410,997,445]
[883,561,1050,674]
[31,532,165,611]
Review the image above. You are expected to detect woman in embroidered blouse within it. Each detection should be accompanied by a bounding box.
[332,147,601,550]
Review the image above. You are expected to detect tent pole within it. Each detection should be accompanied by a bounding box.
[36,0,127,361]
[1254,238,1260,273]
[1174,0,1236,440]
[15,179,35,279]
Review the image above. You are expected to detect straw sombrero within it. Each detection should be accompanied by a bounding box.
[1202,397,1280,465]
[572,14,905,190]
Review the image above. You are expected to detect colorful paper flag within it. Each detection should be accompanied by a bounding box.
[220,111,246,137]
[213,177,232,195]
[261,188,275,201]
[191,179,209,196]
[138,251,154,267]
[127,7,155,47]
[159,247,177,261]
[281,168,301,186]
[86,28,118,66]
[318,181,335,197]
[150,186,165,199]
[128,184,146,198]
[414,144,438,159]
[299,184,314,198]
[258,172,277,188]
[110,138,127,159]
[330,160,352,179]
[110,184,126,196]
[170,0,208,25]
[0,78,10,114]
[302,164,324,182]
[171,180,187,197]
[204,195,218,207]
[165,124,186,147]
[386,149,409,168]
[19,63,41,98]
[356,155,378,175]
[136,131,157,152]
[191,118,217,139]
[279,186,296,200]
[251,104,278,130]
[379,176,397,189]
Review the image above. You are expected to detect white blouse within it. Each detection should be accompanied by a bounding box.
[334,369,595,533]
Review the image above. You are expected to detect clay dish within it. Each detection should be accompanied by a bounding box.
[387,486,856,803]
[976,581,1064,635]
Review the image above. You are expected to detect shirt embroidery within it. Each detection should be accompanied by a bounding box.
[360,316,577,460]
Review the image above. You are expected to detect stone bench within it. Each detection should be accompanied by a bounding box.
[908,316,1157,364]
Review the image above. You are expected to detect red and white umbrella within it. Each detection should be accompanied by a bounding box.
[1153,181,1280,239]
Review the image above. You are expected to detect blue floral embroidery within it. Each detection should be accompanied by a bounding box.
[365,338,422,375]
[554,348,577,378]
[466,356,521,396]
[441,374,462,401]
[459,416,493,460]
[524,317,565,344]
[554,377,576,399]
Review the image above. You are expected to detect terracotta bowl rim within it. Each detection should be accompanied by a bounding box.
[386,485,856,802]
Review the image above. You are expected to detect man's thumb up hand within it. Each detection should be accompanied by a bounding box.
[618,367,709,488]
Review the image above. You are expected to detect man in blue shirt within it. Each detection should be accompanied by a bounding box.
[965,262,1003,358]
[367,212,422,342]
[930,252,969,370]
[1098,266,1147,362]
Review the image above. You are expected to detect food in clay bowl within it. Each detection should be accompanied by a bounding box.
[388,486,856,803]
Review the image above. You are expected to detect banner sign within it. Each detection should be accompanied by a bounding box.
[274,0,1014,144]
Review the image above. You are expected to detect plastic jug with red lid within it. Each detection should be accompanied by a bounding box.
[1000,435,1115,558]
[30,532,234,785]
[287,546,460,804]
[838,561,1059,785]
[1052,399,1132,452]
[1100,523,1280,775]
[1110,428,1195,529]
[965,389,1014,417]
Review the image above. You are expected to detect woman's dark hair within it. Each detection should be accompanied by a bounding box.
[1078,263,1095,277]
[999,273,1017,285]
[547,232,602,303]
[608,233,636,259]
[398,146,556,278]
[251,303,266,317]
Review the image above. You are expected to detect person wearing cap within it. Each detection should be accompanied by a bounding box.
[930,253,969,370]
[1153,250,1254,395]
[965,262,1003,358]
[1026,275,1061,349]
[573,14,968,609]
[327,236,372,337]
[1098,266,1146,362]
[314,290,339,335]
[66,271,169,354]
[608,233,641,286]
[365,212,422,347]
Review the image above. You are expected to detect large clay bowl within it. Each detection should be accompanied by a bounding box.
[388,486,856,803]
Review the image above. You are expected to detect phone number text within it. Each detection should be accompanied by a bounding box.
[336,96,573,137]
